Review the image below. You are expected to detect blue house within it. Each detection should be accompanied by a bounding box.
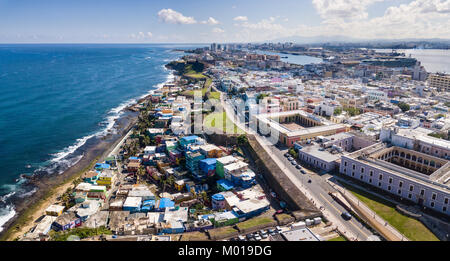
[155,198,175,212]
[95,163,110,171]
[217,179,235,191]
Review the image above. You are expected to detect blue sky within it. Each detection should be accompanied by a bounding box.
[0,0,449,43]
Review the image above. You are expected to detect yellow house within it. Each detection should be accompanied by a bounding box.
[96,171,115,187]
[45,205,65,217]
[174,180,185,191]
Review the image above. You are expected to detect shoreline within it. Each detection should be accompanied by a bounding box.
[0,113,138,241]
[0,65,176,241]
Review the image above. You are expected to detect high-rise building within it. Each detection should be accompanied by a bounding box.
[428,73,450,91]
[210,43,217,52]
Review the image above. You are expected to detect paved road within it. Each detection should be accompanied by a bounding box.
[219,95,374,241]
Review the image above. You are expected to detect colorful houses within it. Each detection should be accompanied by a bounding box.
[82,171,99,184]
[52,212,82,232]
[224,161,249,181]
[217,179,235,191]
[96,170,115,188]
[199,158,217,177]
[215,155,238,178]
[199,144,223,158]
[45,205,65,217]
[211,193,226,210]
[185,151,205,179]
[179,135,200,151]
[123,197,142,213]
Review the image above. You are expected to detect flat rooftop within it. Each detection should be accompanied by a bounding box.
[299,144,342,163]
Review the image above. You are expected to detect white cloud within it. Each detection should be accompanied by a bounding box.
[233,16,248,21]
[201,17,220,25]
[212,27,225,33]
[312,0,385,21]
[157,9,197,24]
[130,32,153,40]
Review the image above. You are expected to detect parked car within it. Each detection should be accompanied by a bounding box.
[291,161,297,165]
[268,228,276,235]
[296,165,302,169]
[238,235,246,241]
[259,230,268,239]
[300,170,306,174]
[254,234,262,241]
[276,226,282,233]
[246,234,253,240]
[342,212,352,221]
[284,153,290,157]
[288,157,294,161]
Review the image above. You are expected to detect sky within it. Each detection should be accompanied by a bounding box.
[0,0,449,43]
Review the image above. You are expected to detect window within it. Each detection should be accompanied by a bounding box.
[445,198,448,205]
[420,189,425,196]
[432,193,437,200]
[389,178,393,184]
[370,171,373,177]
[408,194,412,199]
[398,189,401,195]
[431,202,435,208]
[378,182,382,187]
[399,182,403,188]
[361,167,365,173]
[379,174,383,180]
[369,179,372,183]
[344,161,347,167]
[343,168,347,173]
[352,172,355,177]
[444,207,447,212]
[388,186,391,191]
[360,175,364,180]
[352,164,355,170]
[409,185,414,192]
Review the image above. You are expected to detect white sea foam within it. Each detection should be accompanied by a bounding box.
[0,205,16,233]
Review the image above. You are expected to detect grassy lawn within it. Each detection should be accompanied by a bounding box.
[203,112,245,135]
[341,182,439,241]
[185,72,207,79]
[328,236,347,241]
[182,87,209,97]
[207,91,221,100]
[209,226,238,239]
[236,216,275,231]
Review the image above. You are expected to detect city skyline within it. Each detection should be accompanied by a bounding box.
[1,0,450,43]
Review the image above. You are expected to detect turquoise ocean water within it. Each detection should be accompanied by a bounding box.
[0,44,203,231]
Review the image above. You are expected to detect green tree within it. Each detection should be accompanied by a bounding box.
[237,134,249,146]
[334,107,342,116]
[398,102,410,112]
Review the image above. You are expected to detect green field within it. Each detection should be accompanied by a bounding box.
[182,87,209,97]
[328,236,347,241]
[341,182,439,241]
[203,112,245,135]
[236,216,275,231]
[207,91,221,100]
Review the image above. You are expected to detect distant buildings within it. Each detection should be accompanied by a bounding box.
[428,73,450,92]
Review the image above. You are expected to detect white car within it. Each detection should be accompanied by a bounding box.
[254,234,262,241]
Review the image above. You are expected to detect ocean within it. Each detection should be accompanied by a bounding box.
[0,44,203,232]
[374,49,450,74]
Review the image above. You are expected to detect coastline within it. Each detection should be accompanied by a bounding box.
[0,65,176,241]
[0,113,138,241]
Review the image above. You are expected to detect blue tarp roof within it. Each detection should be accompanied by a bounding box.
[158,198,175,209]
[181,136,199,142]
[129,157,139,160]
[200,158,217,165]
[142,200,156,206]
[217,179,234,191]
[95,163,110,169]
